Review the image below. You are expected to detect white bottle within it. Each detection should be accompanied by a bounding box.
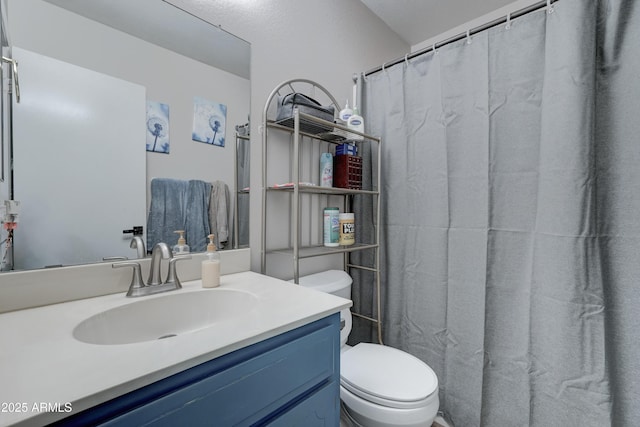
[347,106,364,141]
[339,100,353,123]
[172,230,190,254]
[202,234,220,288]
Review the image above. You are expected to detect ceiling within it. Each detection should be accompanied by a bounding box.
[42,0,522,75]
[360,0,517,46]
[43,0,251,79]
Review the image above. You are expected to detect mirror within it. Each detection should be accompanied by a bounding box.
[1,0,251,271]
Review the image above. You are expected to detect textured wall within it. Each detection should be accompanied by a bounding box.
[170,0,409,272]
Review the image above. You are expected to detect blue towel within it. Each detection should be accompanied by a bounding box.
[147,178,188,252]
[147,178,214,253]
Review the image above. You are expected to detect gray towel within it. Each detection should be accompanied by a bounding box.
[209,181,230,250]
[185,180,211,252]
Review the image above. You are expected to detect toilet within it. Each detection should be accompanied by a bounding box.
[296,270,439,427]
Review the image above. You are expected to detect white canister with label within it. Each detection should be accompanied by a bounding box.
[339,213,355,246]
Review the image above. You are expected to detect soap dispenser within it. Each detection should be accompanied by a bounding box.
[202,233,220,288]
[339,99,353,123]
[173,230,190,255]
[347,105,364,141]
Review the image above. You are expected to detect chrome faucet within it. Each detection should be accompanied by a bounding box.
[113,242,190,297]
[148,242,171,285]
[130,236,146,259]
[103,236,145,262]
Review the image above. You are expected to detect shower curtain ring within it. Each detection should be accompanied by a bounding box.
[405,54,409,66]
[506,12,511,29]
[547,0,554,13]
[382,62,387,73]
[432,43,438,54]
[466,29,472,44]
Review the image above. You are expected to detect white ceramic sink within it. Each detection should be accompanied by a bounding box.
[73,289,259,345]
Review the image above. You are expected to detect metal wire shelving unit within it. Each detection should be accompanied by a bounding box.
[261,79,383,344]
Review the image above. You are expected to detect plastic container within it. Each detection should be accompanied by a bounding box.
[334,155,362,189]
[336,143,357,156]
[323,207,340,247]
[339,213,355,246]
[320,152,333,187]
[347,107,364,141]
[339,100,353,122]
[202,234,220,288]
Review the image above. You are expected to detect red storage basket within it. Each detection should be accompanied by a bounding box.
[334,154,362,190]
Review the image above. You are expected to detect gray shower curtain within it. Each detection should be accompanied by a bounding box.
[355,0,640,425]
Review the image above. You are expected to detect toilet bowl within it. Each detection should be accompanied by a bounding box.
[296,270,439,427]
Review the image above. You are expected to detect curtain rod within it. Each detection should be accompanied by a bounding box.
[364,0,557,77]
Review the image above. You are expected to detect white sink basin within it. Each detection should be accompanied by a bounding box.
[73,289,259,345]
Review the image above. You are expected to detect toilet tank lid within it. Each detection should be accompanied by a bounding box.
[293,270,352,294]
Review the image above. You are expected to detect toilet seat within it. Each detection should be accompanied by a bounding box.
[341,343,438,410]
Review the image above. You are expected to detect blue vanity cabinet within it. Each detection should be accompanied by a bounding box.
[55,314,340,427]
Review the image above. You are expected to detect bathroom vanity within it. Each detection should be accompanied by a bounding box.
[0,272,350,426]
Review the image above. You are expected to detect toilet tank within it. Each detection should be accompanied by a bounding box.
[295,270,352,299]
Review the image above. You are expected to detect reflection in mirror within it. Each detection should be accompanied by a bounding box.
[235,123,250,249]
[0,0,250,271]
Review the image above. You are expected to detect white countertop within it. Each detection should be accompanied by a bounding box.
[0,272,351,426]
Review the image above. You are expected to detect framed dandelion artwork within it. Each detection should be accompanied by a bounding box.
[192,96,227,147]
[146,100,170,154]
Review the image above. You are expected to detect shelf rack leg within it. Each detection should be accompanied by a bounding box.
[292,109,301,283]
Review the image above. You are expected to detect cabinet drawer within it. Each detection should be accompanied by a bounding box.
[268,380,339,427]
[61,315,340,427]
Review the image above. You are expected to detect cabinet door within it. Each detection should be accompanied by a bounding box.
[54,315,340,427]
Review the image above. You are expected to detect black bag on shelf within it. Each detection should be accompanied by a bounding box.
[275,93,335,134]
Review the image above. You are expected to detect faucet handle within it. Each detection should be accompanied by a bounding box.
[112,262,146,297]
[165,255,191,288]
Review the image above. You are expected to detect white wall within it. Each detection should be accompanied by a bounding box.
[168,0,409,274]
[7,0,250,210]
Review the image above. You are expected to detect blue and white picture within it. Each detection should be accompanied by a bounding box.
[192,97,227,147]
[146,100,170,154]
